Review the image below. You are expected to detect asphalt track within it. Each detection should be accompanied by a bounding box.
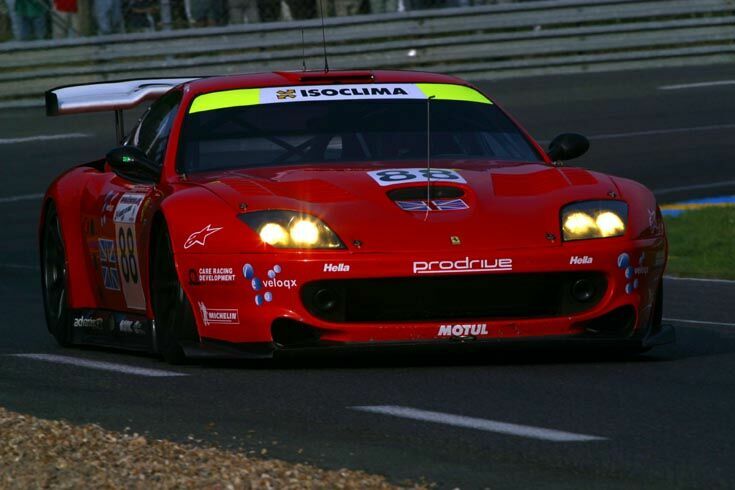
[1,65,734,489]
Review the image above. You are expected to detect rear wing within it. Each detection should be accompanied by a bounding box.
[45,78,199,140]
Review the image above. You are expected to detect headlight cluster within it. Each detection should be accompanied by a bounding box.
[239,211,344,249]
[561,200,627,241]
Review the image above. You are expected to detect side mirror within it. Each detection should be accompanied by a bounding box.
[106,146,159,183]
[547,133,590,162]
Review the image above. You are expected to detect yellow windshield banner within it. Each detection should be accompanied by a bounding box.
[188,83,492,114]
[415,83,492,104]
[189,88,260,114]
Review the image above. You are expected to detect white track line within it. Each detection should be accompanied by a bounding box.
[350,405,606,442]
[0,263,39,270]
[663,318,735,328]
[654,180,735,195]
[8,353,188,377]
[664,276,735,285]
[0,133,91,145]
[659,80,735,90]
[586,124,735,141]
[0,193,44,204]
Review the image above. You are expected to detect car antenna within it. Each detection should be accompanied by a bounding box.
[424,95,435,221]
[301,28,307,71]
[317,0,329,72]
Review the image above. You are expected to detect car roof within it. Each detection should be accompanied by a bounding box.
[184,70,471,96]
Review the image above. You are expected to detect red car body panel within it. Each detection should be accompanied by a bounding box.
[41,70,669,356]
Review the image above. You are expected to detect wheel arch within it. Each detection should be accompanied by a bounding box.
[39,172,99,309]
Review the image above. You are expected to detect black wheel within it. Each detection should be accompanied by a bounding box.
[41,202,72,346]
[150,221,198,364]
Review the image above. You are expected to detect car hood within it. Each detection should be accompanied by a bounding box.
[190,160,620,252]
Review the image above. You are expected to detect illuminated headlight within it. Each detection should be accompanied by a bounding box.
[239,211,344,249]
[561,201,627,241]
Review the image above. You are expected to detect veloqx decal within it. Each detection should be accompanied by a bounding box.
[413,257,512,275]
[197,302,239,326]
[617,252,649,294]
[368,168,466,187]
[185,224,222,249]
[243,263,297,306]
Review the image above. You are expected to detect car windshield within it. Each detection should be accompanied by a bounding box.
[180,99,542,173]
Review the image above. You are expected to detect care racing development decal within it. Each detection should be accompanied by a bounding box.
[262,84,425,104]
[197,302,239,326]
[413,257,512,275]
[184,224,222,249]
[113,192,147,310]
[243,263,297,306]
[368,168,466,187]
[189,267,236,285]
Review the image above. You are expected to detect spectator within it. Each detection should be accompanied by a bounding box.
[284,0,314,20]
[189,0,224,26]
[15,0,47,40]
[370,0,396,13]
[228,0,258,23]
[126,0,157,31]
[94,0,123,34]
[4,0,23,39]
[51,0,79,37]
[331,0,359,16]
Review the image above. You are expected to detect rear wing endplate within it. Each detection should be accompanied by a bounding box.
[45,78,199,141]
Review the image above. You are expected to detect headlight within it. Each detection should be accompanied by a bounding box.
[561,201,627,241]
[239,211,345,249]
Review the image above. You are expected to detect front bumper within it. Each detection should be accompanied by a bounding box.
[177,236,667,351]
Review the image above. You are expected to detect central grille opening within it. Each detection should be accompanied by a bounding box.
[301,272,606,323]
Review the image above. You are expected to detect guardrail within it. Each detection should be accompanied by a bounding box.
[1,0,734,107]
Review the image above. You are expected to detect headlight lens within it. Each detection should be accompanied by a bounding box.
[561,201,627,241]
[239,211,345,249]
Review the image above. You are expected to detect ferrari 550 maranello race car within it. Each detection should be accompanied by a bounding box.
[40,70,674,363]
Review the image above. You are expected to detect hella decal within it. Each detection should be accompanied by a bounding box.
[570,256,593,265]
[413,257,512,274]
[438,323,489,337]
[324,263,350,272]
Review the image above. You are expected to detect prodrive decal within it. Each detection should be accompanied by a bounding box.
[413,257,512,275]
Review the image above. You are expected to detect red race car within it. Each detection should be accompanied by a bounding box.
[40,70,673,363]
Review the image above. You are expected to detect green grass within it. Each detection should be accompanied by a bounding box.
[665,206,735,280]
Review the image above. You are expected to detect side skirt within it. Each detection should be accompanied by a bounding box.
[69,309,155,353]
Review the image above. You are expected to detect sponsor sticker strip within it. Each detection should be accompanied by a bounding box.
[189,83,492,114]
[413,257,513,275]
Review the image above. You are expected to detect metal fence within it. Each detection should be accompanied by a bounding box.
[1,0,734,107]
[0,0,518,41]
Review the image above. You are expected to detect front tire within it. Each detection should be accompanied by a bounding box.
[150,221,198,364]
[41,202,72,346]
